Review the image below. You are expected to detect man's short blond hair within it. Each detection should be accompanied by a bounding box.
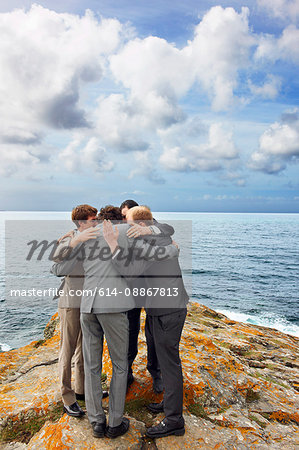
[127,205,153,223]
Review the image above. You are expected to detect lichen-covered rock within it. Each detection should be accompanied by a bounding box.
[43,313,60,341]
[27,415,145,449]
[0,303,298,449]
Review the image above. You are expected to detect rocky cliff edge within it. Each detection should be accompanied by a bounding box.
[0,303,298,449]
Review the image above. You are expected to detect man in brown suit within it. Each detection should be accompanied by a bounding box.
[52,204,99,417]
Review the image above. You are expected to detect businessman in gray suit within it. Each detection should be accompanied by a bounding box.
[102,206,189,439]
[51,210,179,439]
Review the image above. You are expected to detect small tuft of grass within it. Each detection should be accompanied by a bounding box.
[124,398,152,426]
[246,388,260,403]
[249,414,267,429]
[187,402,209,419]
[261,412,271,421]
[217,341,232,349]
[216,405,230,415]
[253,371,290,389]
[33,339,45,348]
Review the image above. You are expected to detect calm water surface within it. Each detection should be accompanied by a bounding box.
[0,211,298,350]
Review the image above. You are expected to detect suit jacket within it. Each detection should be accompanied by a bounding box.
[153,220,174,236]
[51,223,179,314]
[126,220,175,308]
[112,233,189,316]
[52,233,83,308]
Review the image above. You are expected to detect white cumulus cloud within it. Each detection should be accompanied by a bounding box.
[187,6,255,110]
[160,123,239,172]
[0,4,297,185]
[248,109,299,173]
[258,0,299,23]
[129,151,165,184]
[0,5,123,175]
[59,137,114,174]
[94,6,256,157]
[248,75,281,99]
[255,25,299,64]
[0,145,40,176]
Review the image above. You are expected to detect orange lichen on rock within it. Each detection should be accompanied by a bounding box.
[269,410,299,425]
[27,415,74,449]
[0,342,39,384]
[0,305,298,449]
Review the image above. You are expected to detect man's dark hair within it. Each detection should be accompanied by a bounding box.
[120,199,139,210]
[98,205,123,222]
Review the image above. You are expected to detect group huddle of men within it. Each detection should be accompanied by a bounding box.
[51,200,189,439]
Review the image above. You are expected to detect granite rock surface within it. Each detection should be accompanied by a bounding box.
[0,303,298,449]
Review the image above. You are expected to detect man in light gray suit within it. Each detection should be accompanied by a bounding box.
[51,207,179,439]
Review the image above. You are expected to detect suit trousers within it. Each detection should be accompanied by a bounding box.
[58,307,84,407]
[128,308,161,380]
[145,309,187,425]
[80,312,129,427]
[127,308,141,377]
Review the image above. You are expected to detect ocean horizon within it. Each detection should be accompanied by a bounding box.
[0,211,298,351]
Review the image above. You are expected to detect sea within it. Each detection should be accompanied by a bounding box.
[0,211,298,351]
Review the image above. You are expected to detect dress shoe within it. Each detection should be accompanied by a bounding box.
[152,377,164,394]
[63,401,85,417]
[76,391,108,401]
[147,401,164,414]
[92,419,106,438]
[146,418,185,439]
[105,417,130,439]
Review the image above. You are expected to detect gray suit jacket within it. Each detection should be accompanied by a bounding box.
[51,223,179,314]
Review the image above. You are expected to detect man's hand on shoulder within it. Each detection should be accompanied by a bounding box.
[103,220,119,253]
[127,223,153,238]
[69,226,101,248]
[57,230,75,243]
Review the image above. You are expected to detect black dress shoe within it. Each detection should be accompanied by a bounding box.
[152,377,164,394]
[76,391,108,401]
[147,401,164,414]
[146,418,185,439]
[105,417,130,439]
[92,419,106,438]
[63,401,85,417]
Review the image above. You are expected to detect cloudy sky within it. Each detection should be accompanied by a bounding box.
[0,0,298,212]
